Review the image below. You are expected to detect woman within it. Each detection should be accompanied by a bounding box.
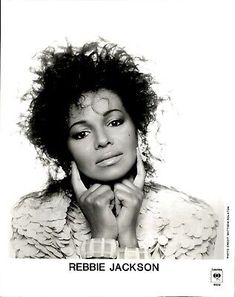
[11,41,218,259]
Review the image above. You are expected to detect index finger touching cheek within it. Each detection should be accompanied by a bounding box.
[133,148,146,189]
[71,161,87,196]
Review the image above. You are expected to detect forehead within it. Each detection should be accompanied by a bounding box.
[69,89,125,119]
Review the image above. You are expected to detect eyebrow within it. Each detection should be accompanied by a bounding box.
[69,109,123,130]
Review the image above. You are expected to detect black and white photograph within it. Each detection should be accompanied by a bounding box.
[1,0,234,296]
[9,39,221,260]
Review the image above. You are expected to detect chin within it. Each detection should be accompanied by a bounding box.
[89,166,134,183]
[95,172,128,182]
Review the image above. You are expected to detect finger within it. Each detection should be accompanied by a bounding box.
[114,189,132,207]
[122,179,136,190]
[119,180,143,202]
[115,196,121,215]
[85,185,114,204]
[133,148,146,189]
[90,185,112,197]
[109,198,115,210]
[81,183,101,201]
[88,183,101,193]
[71,161,87,196]
[90,189,114,206]
[114,183,133,194]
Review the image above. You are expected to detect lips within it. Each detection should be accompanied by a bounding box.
[96,152,123,167]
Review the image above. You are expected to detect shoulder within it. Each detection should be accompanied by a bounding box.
[141,184,219,259]
[11,190,71,258]
[12,190,71,223]
[145,183,217,219]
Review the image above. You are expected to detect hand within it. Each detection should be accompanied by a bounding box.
[71,161,118,239]
[114,149,146,247]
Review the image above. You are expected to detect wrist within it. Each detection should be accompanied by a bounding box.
[118,229,138,248]
[91,223,118,240]
[117,247,151,259]
[80,238,118,259]
[92,230,117,240]
[80,238,150,259]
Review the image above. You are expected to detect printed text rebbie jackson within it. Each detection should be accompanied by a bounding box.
[69,262,159,272]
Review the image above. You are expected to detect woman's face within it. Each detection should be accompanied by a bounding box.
[67,89,137,182]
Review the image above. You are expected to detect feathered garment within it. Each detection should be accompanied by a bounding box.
[11,184,218,259]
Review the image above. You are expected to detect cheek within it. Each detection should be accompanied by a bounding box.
[126,128,137,148]
[128,135,137,148]
[67,141,93,166]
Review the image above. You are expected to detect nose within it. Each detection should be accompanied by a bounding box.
[95,127,113,149]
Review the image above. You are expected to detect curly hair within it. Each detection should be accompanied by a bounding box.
[20,40,162,192]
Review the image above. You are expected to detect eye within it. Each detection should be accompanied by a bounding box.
[72,131,90,140]
[108,119,124,127]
